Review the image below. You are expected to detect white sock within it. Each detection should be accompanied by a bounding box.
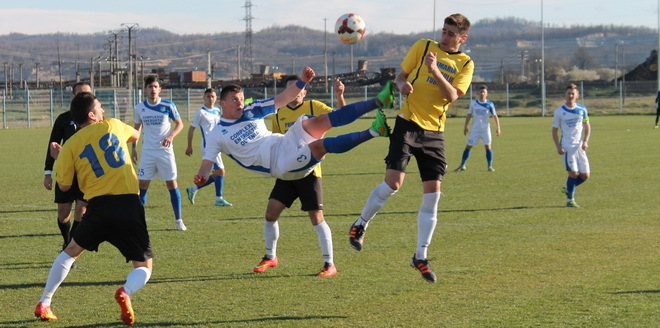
[314,221,333,265]
[39,251,75,305]
[359,181,397,225]
[123,267,151,295]
[416,192,441,260]
[264,220,279,258]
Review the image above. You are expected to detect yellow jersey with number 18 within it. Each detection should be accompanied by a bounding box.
[55,118,139,199]
[398,38,474,132]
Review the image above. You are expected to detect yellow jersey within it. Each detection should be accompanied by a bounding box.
[399,38,474,131]
[55,118,139,199]
[273,100,333,177]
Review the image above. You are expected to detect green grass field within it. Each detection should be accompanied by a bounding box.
[1,114,659,327]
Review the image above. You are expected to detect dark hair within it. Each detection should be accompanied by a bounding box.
[566,83,579,91]
[204,88,216,95]
[220,84,243,100]
[144,75,159,87]
[479,85,488,91]
[71,82,91,95]
[445,13,471,35]
[70,92,97,125]
[284,75,299,84]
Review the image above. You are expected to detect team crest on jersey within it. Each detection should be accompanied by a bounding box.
[221,128,228,135]
[246,111,254,119]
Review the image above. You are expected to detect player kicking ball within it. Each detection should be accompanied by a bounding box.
[194,67,394,275]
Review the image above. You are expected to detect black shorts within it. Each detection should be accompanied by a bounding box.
[385,116,447,181]
[72,194,153,262]
[54,177,85,203]
[269,174,323,211]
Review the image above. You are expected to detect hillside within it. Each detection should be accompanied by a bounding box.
[0,17,655,85]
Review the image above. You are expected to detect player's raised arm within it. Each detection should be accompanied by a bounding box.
[274,66,315,109]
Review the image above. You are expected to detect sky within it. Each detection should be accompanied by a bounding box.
[0,0,657,36]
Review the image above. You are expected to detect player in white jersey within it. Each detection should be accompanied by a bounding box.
[185,88,232,207]
[455,85,501,172]
[552,84,591,208]
[194,66,394,188]
[131,76,187,230]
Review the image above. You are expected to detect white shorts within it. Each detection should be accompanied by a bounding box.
[212,153,225,170]
[270,115,322,180]
[562,146,590,174]
[137,148,178,181]
[467,129,492,146]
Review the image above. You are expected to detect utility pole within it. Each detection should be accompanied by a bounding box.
[18,63,23,89]
[35,62,40,88]
[3,63,7,95]
[324,18,328,93]
[207,50,212,88]
[122,23,139,106]
[243,0,254,75]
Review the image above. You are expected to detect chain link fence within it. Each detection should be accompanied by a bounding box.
[1,80,657,129]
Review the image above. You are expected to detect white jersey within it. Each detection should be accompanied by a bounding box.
[468,99,496,131]
[134,98,181,150]
[203,97,281,176]
[191,105,221,151]
[552,103,589,148]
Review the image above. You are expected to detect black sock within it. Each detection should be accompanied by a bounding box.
[57,219,71,247]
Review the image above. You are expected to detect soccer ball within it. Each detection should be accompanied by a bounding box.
[335,13,366,45]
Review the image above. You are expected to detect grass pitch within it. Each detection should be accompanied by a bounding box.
[0,114,658,327]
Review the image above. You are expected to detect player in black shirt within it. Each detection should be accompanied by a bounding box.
[43,82,92,252]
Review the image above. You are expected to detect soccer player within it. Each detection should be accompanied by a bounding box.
[43,82,92,255]
[552,83,591,208]
[184,88,232,207]
[454,85,501,172]
[194,65,393,203]
[131,76,186,231]
[34,92,153,326]
[349,13,474,283]
[253,77,357,277]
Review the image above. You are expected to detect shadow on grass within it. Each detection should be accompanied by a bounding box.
[0,208,54,214]
[610,290,660,294]
[50,315,348,327]
[0,279,126,291]
[0,233,58,239]
[3,272,316,291]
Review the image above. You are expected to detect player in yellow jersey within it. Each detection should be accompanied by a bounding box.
[253,76,346,277]
[34,92,152,326]
[349,13,474,283]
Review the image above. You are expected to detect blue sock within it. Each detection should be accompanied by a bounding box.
[566,177,578,200]
[327,99,378,127]
[460,149,471,166]
[169,188,182,221]
[575,176,586,187]
[486,149,493,166]
[199,175,215,189]
[323,130,373,154]
[139,189,148,205]
[215,176,224,198]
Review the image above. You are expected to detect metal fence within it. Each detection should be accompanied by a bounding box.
[2,81,657,129]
